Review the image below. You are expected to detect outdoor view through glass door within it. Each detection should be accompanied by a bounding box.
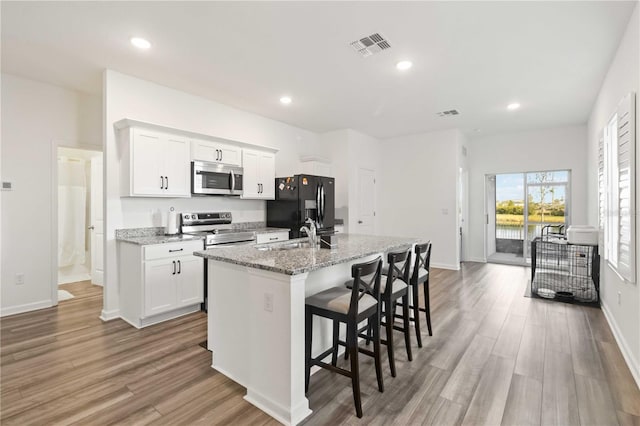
[489,170,570,265]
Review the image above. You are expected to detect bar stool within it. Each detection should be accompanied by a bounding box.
[344,248,413,377]
[392,242,433,347]
[305,257,384,418]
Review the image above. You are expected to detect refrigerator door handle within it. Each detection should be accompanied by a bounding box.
[316,184,321,223]
[320,184,327,225]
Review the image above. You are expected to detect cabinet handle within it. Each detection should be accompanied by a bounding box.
[169,248,184,253]
[220,151,223,162]
[165,176,169,190]
[216,149,220,161]
[269,237,278,241]
[177,260,181,274]
[172,260,176,275]
[160,176,164,189]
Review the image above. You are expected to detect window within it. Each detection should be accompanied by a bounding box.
[599,92,636,283]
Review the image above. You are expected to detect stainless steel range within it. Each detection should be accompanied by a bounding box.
[180,212,256,312]
[180,212,256,247]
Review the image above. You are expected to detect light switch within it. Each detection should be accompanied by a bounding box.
[442,208,449,215]
[2,181,12,191]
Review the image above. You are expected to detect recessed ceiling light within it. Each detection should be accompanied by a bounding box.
[279,96,292,105]
[507,102,521,110]
[130,37,151,49]
[396,60,413,71]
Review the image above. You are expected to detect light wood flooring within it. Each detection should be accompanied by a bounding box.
[2,264,639,425]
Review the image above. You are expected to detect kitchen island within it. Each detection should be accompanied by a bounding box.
[194,234,417,425]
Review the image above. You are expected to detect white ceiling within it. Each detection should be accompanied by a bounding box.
[1,1,636,139]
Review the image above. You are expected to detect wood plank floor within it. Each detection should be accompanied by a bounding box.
[2,264,639,425]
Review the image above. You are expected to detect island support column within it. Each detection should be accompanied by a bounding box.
[207,260,312,426]
[244,268,312,425]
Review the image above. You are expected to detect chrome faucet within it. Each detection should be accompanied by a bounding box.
[300,218,318,247]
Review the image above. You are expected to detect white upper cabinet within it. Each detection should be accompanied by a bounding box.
[115,119,278,199]
[300,157,333,177]
[241,149,276,200]
[122,127,191,197]
[191,139,241,166]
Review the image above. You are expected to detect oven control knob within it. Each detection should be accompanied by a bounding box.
[191,214,196,219]
[184,214,190,220]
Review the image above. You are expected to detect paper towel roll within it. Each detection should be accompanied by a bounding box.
[165,210,179,235]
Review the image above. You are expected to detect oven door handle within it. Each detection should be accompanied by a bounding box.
[230,170,235,193]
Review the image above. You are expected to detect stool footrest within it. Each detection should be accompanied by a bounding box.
[313,360,352,378]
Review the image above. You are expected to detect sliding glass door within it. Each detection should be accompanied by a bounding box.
[488,170,570,265]
[524,171,570,260]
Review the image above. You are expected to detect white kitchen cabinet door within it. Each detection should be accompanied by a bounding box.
[242,149,275,200]
[176,256,204,307]
[258,152,276,199]
[218,143,241,166]
[144,259,178,317]
[164,135,191,197]
[241,149,261,199]
[132,129,165,196]
[191,139,241,166]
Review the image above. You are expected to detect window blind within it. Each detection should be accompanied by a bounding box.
[616,92,635,283]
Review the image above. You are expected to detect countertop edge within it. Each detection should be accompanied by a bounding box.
[193,238,417,275]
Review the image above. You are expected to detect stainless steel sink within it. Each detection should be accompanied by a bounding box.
[255,241,312,251]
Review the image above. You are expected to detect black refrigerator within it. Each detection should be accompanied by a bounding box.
[267,174,335,238]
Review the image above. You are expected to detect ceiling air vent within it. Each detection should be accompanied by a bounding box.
[436,109,460,117]
[350,33,391,57]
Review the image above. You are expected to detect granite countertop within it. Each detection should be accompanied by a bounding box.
[115,227,205,245]
[194,234,418,275]
[117,233,205,245]
[115,225,287,246]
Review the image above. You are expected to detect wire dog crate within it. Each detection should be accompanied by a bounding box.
[530,236,600,305]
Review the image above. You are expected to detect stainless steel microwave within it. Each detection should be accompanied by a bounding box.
[191,161,243,196]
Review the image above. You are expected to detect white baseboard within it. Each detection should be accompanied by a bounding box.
[465,257,487,263]
[601,301,640,389]
[432,262,460,271]
[100,308,120,321]
[0,300,54,317]
[245,388,312,426]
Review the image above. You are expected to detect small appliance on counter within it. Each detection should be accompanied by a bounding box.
[266,174,335,238]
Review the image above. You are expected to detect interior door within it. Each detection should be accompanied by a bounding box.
[90,156,104,285]
[486,175,497,259]
[356,168,376,234]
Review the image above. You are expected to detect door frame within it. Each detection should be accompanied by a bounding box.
[484,174,496,262]
[50,140,104,305]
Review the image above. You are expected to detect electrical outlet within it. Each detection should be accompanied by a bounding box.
[264,293,274,312]
[617,291,621,305]
[15,273,24,285]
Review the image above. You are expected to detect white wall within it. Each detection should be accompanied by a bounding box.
[586,4,639,385]
[1,73,102,316]
[377,129,463,270]
[466,125,588,262]
[103,70,327,318]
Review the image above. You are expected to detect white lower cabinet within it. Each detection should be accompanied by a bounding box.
[119,240,204,328]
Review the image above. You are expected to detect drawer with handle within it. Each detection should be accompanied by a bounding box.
[143,240,204,261]
[256,231,290,244]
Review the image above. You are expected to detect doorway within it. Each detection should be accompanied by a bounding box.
[486,170,570,265]
[355,168,376,234]
[56,147,103,302]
